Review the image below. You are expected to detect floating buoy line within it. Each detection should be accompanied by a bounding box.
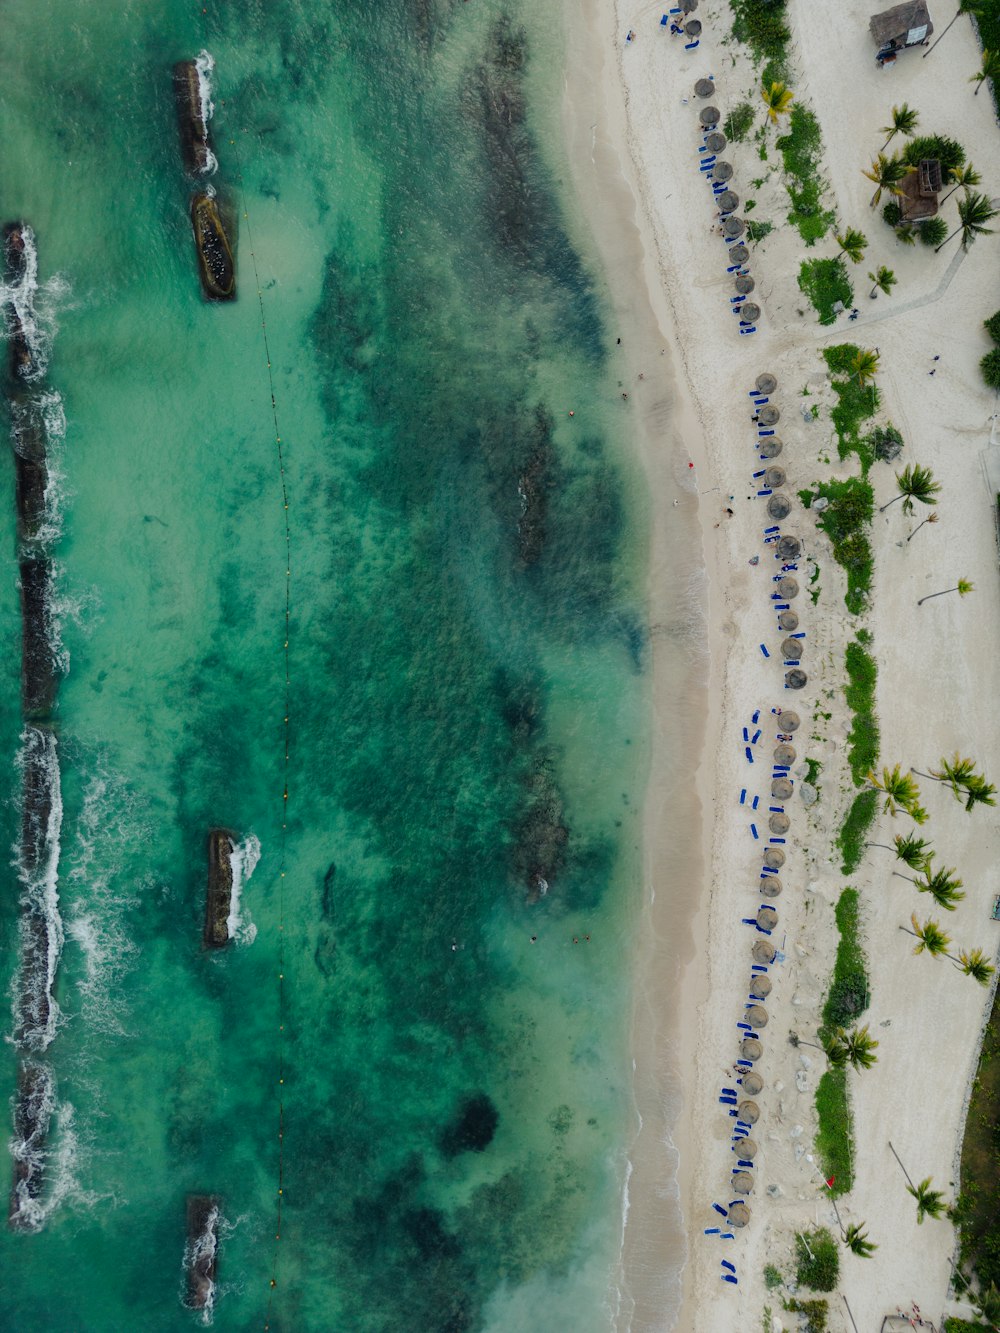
[223,119,292,1329]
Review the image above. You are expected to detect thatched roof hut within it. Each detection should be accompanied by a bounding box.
[712,161,733,182]
[740,1036,763,1060]
[752,938,775,965]
[768,493,792,520]
[777,576,798,598]
[756,373,777,394]
[781,636,804,661]
[732,1170,754,1195]
[898,160,943,222]
[869,2,933,49]
[784,668,808,690]
[777,535,801,560]
[755,909,777,936]
[719,191,740,215]
[737,1099,760,1124]
[741,1070,764,1096]
[737,1137,758,1159]
[694,77,714,98]
[772,777,793,800]
[740,301,761,323]
[773,742,796,765]
[778,609,798,631]
[723,217,745,240]
[769,811,790,834]
[699,105,720,126]
[758,437,782,459]
[759,875,782,899]
[758,405,780,426]
[763,847,785,870]
[777,710,799,732]
[749,976,772,1000]
[764,465,786,488]
[728,1200,750,1227]
[729,244,749,264]
[705,131,727,152]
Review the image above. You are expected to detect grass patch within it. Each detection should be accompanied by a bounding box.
[783,1299,829,1333]
[724,100,756,143]
[814,477,873,615]
[944,1321,991,1333]
[838,790,877,874]
[844,638,878,783]
[814,1067,853,1195]
[776,104,835,244]
[795,1228,840,1291]
[798,257,852,325]
[730,0,790,72]
[903,134,966,174]
[823,344,881,468]
[804,757,822,786]
[954,990,1000,1294]
[822,888,870,1029]
[746,218,773,243]
[764,1263,783,1290]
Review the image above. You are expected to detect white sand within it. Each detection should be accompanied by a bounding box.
[565,0,1000,1328]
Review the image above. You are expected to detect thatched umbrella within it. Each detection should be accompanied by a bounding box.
[740,1036,762,1060]
[737,1099,760,1124]
[737,1137,758,1160]
[764,466,786,488]
[771,777,793,800]
[763,847,785,870]
[683,0,698,11]
[754,909,777,936]
[777,576,798,599]
[699,105,720,126]
[728,244,749,264]
[777,710,800,732]
[728,1201,751,1228]
[719,191,740,215]
[686,21,704,39]
[705,131,727,153]
[777,535,801,560]
[739,302,760,324]
[767,493,791,520]
[756,373,777,394]
[712,160,733,182]
[759,875,782,899]
[734,273,755,295]
[752,939,775,965]
[785,668,808,690]
[746,997,773,1023]
[722,217,745,240]
[749,976,772,1000]
[769,811,790,835]
[778,610,799,631]
[741,1070,764,1096]
[694,76,714,98]
[732,1171,754,1195]
[773,742,796,764]
[758,405,780,426]
[758,437,783,459]
[781,637,804,661]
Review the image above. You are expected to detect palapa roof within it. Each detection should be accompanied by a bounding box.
[869,1,932,45]
[898,166,940,221]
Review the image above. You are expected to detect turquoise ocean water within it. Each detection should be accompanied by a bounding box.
[0,1,653,1328]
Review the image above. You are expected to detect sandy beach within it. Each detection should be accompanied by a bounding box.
[564,0,1000,1328]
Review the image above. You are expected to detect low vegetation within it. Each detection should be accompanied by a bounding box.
[954,994,1000,1294]
[730,0,790,77]
[782,1299,828,1333]
[798,257,852,325]
[795,1228,840,1291]
[838,791,877,874]
[903,134,966,173]
[812,477,874,615]
[845,638,878,783]
[724,101,756,143]
[823,344,881,466]
[822,889,870,1029]
[815,1067,853,1195]
[776,105,835,243]
[982,309,1000,390]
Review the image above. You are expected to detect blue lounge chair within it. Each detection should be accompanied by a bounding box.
[739,788,746,805]
[745,746,754,763]
[763,525,779,534]
[750,824,759,839]
[742,727,749,741]
[751,795,759,810]
[757,488,772,497]
[759,643,770,658]
[770,837,786,845]
[739,326,757,335]
[685,39,699,49]
[752,709,760,723]
[712,1203,727,1216]
[751,729,761,744]
[704,1227,721,1234]
[722,1273,738,1284]
[790,631,805,638]
[722,1259,736,1273]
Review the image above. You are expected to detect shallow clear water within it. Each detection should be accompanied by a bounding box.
[0,2,651,1328]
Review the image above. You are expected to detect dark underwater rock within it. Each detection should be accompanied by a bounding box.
[8,1060,52,1229]
[184,1194,221,1310]
[191,193,236,301]
[173,60,215,176]
[441,1093,499,1157]
[19,557,57,721]
[513,761,568,900]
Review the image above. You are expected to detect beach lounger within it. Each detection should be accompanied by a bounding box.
[790,631,805,638]
[719,1095,737,1105]
[751,963,768,973]
[751,729,761,744]
[736,1017,753,1028]
[758,427,774,436]
[763,526,779,534]
[757,488,772,497]
[721,1274,738,1284]
[770,837,786,844]
[719,1232,735,1240]
[722,1260,737,1272]
[739,788,746,804]
[753,469,765,478]
[750,824,759,839]
[752,710,760,723]
[751,795,759,809]
[753,395,768,404]
[704,1227,721,1235]
[735,1060,752,1069]
[726,263,742,273]
[739,326,757,335]
[742,727,749,741]
[712,1203,727,1216]
[773,764,790,772]
[745,746,754,763]
[759,644,769,658]
[773,602,789,611]
[685,39,699,48]
[783,660,800,667]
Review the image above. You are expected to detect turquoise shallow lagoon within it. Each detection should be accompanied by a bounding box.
[0,1,654,1327]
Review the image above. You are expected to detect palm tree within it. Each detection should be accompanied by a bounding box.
[835,227,868,263]
[866,833,934,869]
[842,1222,878,1258]
[923,0,984,58]
[912,753,978,791]
[918,577,974,606]
[908,1177,948,1223]
[851,348,880,387]
[824,1025,879,1072]
[868,265,897,299]
[867,764,922,818]
[879,103,919,152]
[940,161,982,204]
[907,511,939,542]
[879,463,940,515]
[761,80,794,124]
[962,773,998,811]
[900,912,952,957]
[952,947,996,986]
[895,864,965,911]
[971,48,1000,95]
[863,153,908,208]
[935,192,999,253]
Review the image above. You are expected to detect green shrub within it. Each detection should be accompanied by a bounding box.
[777,104,835,243]
[944,1319,992,1332]
[783,1299,829,1333]
[982,347,1000,391]
[764,1263,783,1289]
[845,639,878,783]
[815,1068,854,1194]
[882,201,902,226]
[731,0,790,68]
[746,219,774,242]
[798,257,853,325]
[839,790,877,873]
[795,1228,840,1291]
[823,888,870,1027]
[815,477,873,614]
[725,101,756,143]
[869,423,903,462]
[822,344,881,467]
[920,217,949,247]
[985,309,1000,344]
[904,134,966,172]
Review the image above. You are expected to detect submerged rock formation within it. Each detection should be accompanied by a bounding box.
[10,400,49,542]
[8,1061,53,1229]
[205,828,237,948]
[173,59,215,176]
[184,1195,221,1311]
[190,193,236,301]
[19,556,58,721]
[513,760,568,901]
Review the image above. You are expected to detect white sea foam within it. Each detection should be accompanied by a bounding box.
[10,726,64,1052]
[182,1202,224,1324]
[226,834,260,946]
[194,50,219,175]
[0,225,69,382]
[7,1068,99,1232]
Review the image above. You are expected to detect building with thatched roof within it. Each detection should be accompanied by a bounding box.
[898,159,943,221]
[870,2,933,53]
